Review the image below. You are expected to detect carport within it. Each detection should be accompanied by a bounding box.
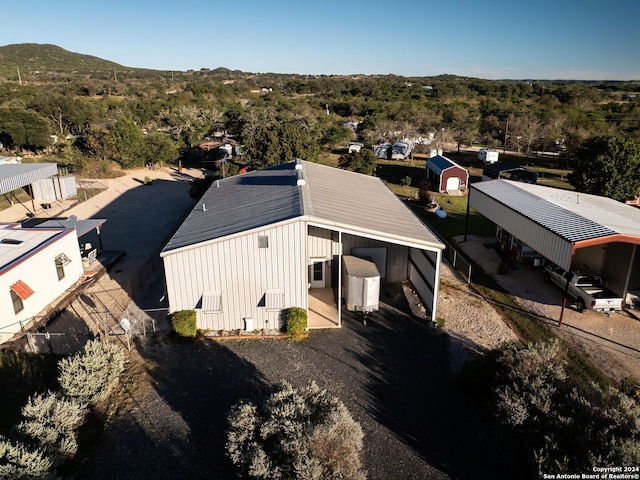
[465,179,640,324]
[0,163,60,213]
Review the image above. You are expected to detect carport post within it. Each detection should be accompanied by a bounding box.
[463,187,471,242]
[338,231,342,328]
[558,251,576,328]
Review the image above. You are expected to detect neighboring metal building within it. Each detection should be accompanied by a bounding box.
[0,162,71,212]
[481,161,538,183]
[161,159,445,332]
[0,223,83,343]
[468,180,640,311]
[426,155,469,193]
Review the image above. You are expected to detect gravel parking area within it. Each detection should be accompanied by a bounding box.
[75,283,507,480]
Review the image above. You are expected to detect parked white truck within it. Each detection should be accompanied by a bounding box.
[543,264,624,313]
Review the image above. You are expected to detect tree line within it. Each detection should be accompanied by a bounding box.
[0,73,639,197]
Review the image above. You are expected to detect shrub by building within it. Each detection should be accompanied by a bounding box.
[172,309,197,337]
[285,307,307,338]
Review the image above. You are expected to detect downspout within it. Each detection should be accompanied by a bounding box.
[338,230,342,328]
[558,247,577,327]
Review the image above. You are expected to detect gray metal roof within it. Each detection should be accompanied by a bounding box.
[162,160,444,254]
[0,163,59,195]
[471,180,640,242]
[33,218,107,237]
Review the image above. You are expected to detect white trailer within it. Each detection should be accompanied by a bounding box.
[478,149,499,164]
[342,256,380,322]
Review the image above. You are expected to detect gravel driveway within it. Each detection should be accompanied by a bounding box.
[75,284,506,480]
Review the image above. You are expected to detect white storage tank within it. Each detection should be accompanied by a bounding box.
[342,255,380,313]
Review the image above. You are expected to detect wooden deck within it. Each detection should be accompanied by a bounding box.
[307,288,340,329]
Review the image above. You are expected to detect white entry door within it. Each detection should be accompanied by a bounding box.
[309,260,326,288]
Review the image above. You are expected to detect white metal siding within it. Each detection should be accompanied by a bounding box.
[408,248,438,319]
[470,188,574,269]
[31,176,77,201]
[307,226,337,259]
[163,221,307,332]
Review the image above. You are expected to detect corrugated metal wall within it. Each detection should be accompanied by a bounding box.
[163,220,307,332]
[601,243,635,295]
[342,234,408,282]
[31,176,77,201]
[308,226,409,282]
[408,248,438,319]
[471,188,574,269]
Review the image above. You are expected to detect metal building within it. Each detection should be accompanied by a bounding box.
[468,180,640,314]
[161,159,445,332]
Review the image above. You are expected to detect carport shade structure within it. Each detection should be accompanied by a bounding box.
[0,163,59,212]
[465,179,640,325]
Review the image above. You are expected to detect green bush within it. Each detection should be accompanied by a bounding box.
[285,307,307,337]
[172,310,197,337]
[16,391,87,467]
[58,340,126,405]
[488,339,640,476]
[227,380,366,480]
[0,435,54,480]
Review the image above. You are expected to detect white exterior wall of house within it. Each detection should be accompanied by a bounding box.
[0,229,83,343]
[162,220,308,332]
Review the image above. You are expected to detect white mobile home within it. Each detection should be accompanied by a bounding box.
[0,223,83,343]
[161,160,445,331]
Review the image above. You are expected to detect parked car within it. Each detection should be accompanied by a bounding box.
[543,264,624,313]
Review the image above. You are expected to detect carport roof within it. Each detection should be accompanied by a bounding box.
[471,180,640,242]
[0,163,58,195]
[162,160,444,254]
[34,218,107,237]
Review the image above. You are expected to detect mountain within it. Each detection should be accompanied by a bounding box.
[0,43,152,78]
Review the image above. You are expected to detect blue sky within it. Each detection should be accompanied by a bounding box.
[3,0,639,80]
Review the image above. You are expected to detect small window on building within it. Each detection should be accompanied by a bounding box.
[258,236,269,248]
[11,290,24,314]
[202,291,222,313]
[313,262,323,281]
[265,289,284,311]
[55,254,71,281]
[56,261,65,280]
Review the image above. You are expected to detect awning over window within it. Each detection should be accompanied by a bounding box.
[55,253,72,266]
[10,280,35,300]
[202,291,222,313]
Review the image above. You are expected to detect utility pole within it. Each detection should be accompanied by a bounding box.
[503,119,509,153]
